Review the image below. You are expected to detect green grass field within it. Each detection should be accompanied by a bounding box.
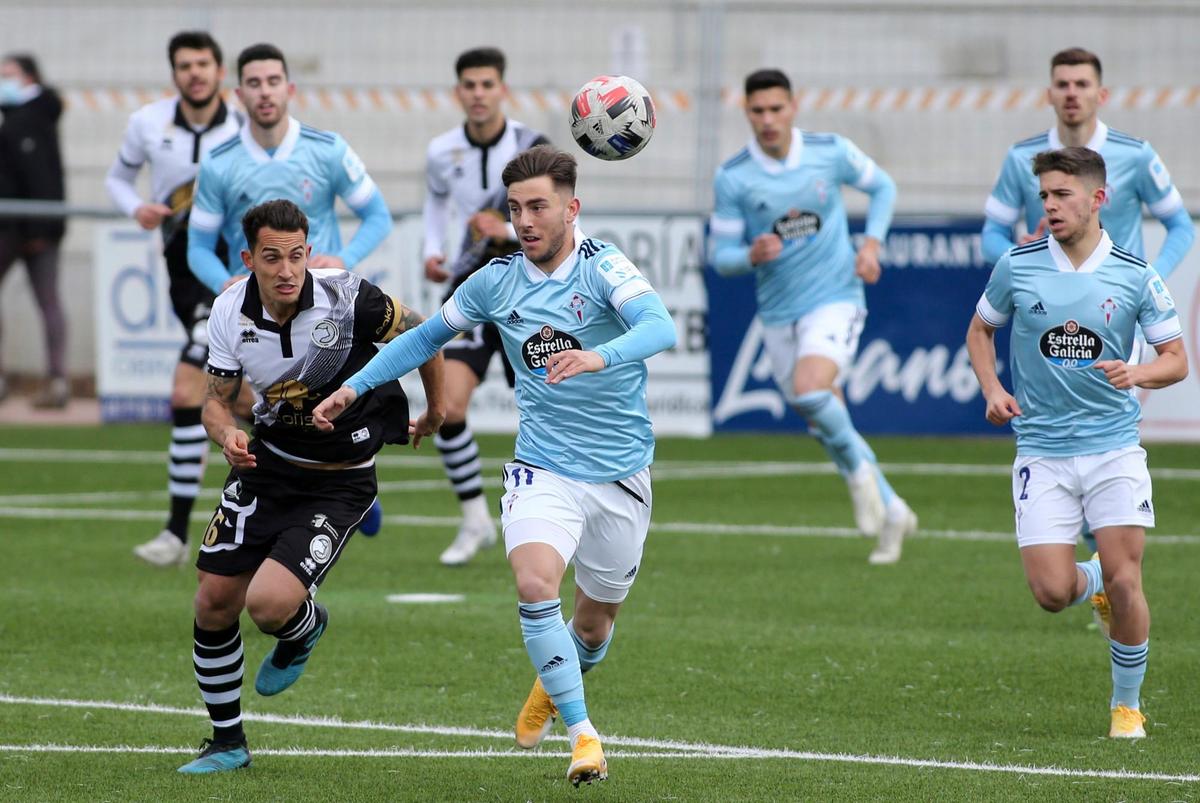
[1,425,1198,801]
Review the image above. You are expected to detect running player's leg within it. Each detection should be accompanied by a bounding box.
[1085,446,1155,738]
[135,257,214,566]
[436,326,498,565]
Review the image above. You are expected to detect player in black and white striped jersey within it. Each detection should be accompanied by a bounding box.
[422,46,549,566]
[105,31,246,567]
[178,199,445,773]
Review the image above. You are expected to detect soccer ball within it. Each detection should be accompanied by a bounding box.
[569,75,656,161]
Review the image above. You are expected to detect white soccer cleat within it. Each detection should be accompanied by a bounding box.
[133,529,189,567]
[869,502,917,565]
[847,465,885,536]
[438,517,498,566]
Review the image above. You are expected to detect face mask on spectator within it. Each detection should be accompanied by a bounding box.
[0,79,25,105]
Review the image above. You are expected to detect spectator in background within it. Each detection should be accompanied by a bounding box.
[0,53,68,408]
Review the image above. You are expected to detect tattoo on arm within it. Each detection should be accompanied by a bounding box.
[205,373,243,405]
[396,304,425,334]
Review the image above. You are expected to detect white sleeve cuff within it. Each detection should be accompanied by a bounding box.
[852,159,878,191]
[976,293,1010,327]
[984,195,1020,226]
[1142,317,1182,345]
[709,215,745,239]
[610,279,655,311]
[190,206,223,232]
[344,175,377,210]
[1148,187,1184,219]
[440,295,474,332]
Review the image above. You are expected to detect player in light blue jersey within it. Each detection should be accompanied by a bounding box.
[188,43,392,296]
[313,145,675,787]
[189,43,391,535]
[982,46,1195,579]
[967,148,1187,740]
[983,48,1193,276]
[710,68,914,564]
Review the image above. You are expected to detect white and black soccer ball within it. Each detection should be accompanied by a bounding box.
[569,75,656,161]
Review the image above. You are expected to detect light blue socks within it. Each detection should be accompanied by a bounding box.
[519,600,588,726]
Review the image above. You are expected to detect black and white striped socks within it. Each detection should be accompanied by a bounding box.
[192,621,244,743]
[166,407,207,542]
[435,421,484,502]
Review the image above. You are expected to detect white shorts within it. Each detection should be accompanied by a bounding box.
[762,302,867,394]
[500,462,652,604]
[1012,445,1155,548]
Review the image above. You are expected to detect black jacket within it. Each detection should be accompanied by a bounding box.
[0,87,66,242]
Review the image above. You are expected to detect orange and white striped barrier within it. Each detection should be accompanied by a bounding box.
[61,85,1200,114]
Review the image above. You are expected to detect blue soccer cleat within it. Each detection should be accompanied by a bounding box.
[360,499,383,537]
[255,603,328,696]
[177,737,251,774]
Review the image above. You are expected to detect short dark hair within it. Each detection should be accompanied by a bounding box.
[744,68,791,97]
[241,199,309,251]
[237,43,288,82]
[455,47,505,79]
[168,31,222,69]
[501,144,577,193]
[1032,147,1107,188]
[2,53,41,84]
[1050,47,1102,82]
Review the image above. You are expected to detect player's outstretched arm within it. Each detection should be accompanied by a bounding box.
[966,313,1021,426]
[202,372,256,469]
[547,292,677,385]
[315,313,460,431]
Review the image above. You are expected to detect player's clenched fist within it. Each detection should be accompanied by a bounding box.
[983,389,1023,426]
[313,385,360,431]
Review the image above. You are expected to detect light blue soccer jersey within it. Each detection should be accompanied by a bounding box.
[444,232,659,482]
[710,129,894,325]
[191,117,378,272]
[976,232,1182,457]
[985,122,1185,261]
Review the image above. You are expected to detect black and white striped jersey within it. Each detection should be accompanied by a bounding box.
[206,268,410,465]
[422,119,548,262]
[105,97,241,221]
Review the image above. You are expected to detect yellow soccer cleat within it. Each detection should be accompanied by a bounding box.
[567,733,608,787]
[515,677,558,749]
[1090,592,1112,638]
[1109,705,1147,739]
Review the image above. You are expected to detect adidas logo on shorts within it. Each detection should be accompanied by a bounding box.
[1137,499,1152,514]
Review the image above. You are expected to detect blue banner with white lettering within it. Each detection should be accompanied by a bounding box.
[707,217,1011,434]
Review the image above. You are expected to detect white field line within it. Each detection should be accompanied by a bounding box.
[1,447,1198,481]
[2,505,1200,545]
[0,744,698,760]
[1,696,1196,783]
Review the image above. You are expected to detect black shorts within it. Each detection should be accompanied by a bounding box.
[163,228,223,369]
[443,321,516,387]
[195,446,377,592]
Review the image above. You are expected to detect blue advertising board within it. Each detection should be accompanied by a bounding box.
[707,218,1011,435]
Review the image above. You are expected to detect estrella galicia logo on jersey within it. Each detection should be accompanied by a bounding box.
[522,325,583,376]
[311,319,340,347]
[772,209,821,242]
[309,533,333,564]
[1040,319,1102,368]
